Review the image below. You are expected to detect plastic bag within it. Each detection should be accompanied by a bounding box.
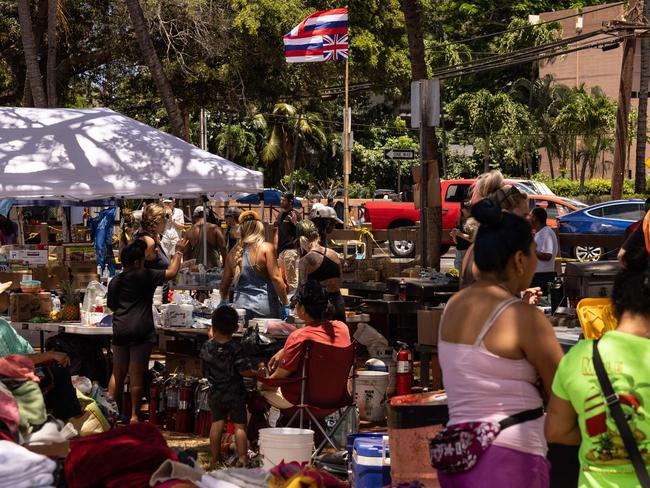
[71,375,93,395]
[82,281,107,314]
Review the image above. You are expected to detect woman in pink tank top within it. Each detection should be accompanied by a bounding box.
[438,199,564,488]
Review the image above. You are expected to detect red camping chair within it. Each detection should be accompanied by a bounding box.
[259,340,356,456]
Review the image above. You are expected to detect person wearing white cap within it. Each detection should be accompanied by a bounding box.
[310,204,343,246]
[160,198,185,258]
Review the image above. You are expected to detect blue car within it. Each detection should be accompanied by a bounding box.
[557,199,645,261]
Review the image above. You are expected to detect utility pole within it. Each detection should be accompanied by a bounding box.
[612,16,639,199]
[635,0,650,193]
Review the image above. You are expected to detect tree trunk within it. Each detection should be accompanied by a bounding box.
[547,147,555,180]
[401,0,441,270]
[579,156,588,194]
[46,0,57,107]
[17,0,47,108]
[635,1,650,193]
[22,77,32,107]
[124,0,186,140]
[611,37,635,199]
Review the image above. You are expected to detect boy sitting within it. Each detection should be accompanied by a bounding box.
[200,306,258,466]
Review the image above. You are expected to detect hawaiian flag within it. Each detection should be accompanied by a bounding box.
[283,8,349,63]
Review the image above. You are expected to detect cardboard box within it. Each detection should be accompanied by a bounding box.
[73,273,99,291]
[417,307,444,346]
[9,249,48,266]
[165,352,203,377]
[32,266,70,291]
[10,292,52,322]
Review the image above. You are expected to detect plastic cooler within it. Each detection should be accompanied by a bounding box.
[351,436,391,488]
[387,392,448,487]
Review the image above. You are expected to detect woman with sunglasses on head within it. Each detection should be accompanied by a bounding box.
[219,211,290,320]
[135,202,176,303]
[460,175,529,289]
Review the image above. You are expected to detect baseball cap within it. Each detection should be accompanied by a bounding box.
[162,198,173,203]
[193,205,204,216]
[225,207,243,218]
[309,205,343,224]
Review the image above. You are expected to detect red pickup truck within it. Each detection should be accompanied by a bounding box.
[363,178,553,257]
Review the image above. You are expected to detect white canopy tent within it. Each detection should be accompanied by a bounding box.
[0,107,263,201]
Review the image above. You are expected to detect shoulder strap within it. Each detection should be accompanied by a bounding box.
[593,340,650,487]
[474,297,521,346]
[498,407,544,430]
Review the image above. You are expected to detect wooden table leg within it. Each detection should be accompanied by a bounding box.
[419,350,431,388]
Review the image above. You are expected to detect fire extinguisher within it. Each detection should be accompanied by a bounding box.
[164,377,180,430]
[194,379,212,437]
[175,377,195,433]
[148,376,165,426]
[395,342,413,396]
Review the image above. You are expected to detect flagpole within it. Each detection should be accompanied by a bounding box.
[343,57,351,229]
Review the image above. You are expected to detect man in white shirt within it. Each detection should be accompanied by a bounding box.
[530,207,558,274]
[161,198,185,258]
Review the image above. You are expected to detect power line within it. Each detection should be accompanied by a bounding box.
[430,1,624,49]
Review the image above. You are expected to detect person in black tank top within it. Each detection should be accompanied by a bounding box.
[224,207,242,252]
[295,219,346,323]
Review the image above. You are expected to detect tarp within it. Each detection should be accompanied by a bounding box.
[0,107,263,201]
[237,188,302,207]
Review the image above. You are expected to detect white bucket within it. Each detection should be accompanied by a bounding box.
[235,308,247,331]
[377,355,397,395]
[355,370,390,422]
[259,427,314,470]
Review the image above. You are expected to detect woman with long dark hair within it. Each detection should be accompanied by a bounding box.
[260,280,351,408]
[436,199,563,487]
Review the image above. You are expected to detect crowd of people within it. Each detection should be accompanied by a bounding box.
[3,180,650,485]
[107,195,348,466]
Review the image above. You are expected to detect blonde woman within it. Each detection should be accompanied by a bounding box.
[135,203,178,303]
[219,211,290,320]
[295,219,345,322]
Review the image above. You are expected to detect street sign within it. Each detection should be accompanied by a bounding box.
[384,148,416,160]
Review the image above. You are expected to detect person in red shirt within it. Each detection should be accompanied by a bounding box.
[260,280,351,409]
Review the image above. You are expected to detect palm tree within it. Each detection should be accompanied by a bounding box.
[214,123,258,166]
[17,0,47,108]
[447,89,529,173]
[510,75,575,179]
[491,17,562,83]
[554,88,617,193]
[124,0,186,140]
[260,103,327,185]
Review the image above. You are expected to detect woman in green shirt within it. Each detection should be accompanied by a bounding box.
[546,248,650,487]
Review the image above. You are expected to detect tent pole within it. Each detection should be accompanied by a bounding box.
[343,58,351,229]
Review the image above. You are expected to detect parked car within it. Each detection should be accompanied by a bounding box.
[363,178,555,257]
[557,199,646,261]
[528,195,587,228]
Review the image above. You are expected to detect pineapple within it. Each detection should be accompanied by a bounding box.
[59,280,80,322]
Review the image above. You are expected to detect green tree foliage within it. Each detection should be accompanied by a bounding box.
[0,0,614,195]
[446,89,534,173]
[553,87,617,193]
